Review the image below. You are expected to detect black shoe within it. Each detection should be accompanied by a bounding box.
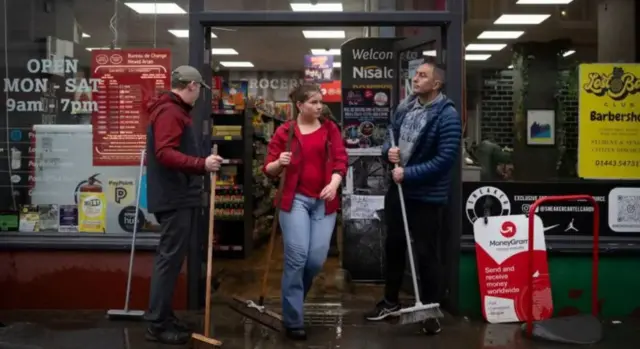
[285,328,307,341]
[363,299,401,321]
[171,316,194,333]
[421,318,442,335]
[145,326,190,345]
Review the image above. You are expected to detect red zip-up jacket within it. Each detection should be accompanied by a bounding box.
[263,120,348,214]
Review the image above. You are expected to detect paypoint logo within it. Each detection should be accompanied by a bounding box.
[114,187,127,204]
[583,67,640,101]
[107,178,135,206]
[353,65,393,80]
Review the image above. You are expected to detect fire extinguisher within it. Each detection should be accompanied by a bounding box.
[74,173,102,204]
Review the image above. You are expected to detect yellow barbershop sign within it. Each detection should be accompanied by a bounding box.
[578,64,640,179]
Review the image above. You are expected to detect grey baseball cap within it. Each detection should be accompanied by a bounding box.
[172,65,211,89]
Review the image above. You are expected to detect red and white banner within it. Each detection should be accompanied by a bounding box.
[320,80,341,103]
[473,214,553,323]
[91,49,171,166]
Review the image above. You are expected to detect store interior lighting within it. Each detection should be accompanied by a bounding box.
[466,44,507,51]
[423,50,437,57]
[169,29,217,38]
[302,30,346,39]
[465,54,492,61]
[494,14,550,25]
[311,48,341,55]
[124,2,186,14]
[82,33,90,38]
[220,61,254,68]
[563,50,575,57]
[290,2,343,12]
[86,47,121,51]
[211,48,238,55]
[517,0,574,4]
[333,62,341,68]
[477,31,524,39]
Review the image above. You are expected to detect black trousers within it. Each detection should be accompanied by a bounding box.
[145,208,197,328]
[384,186,443,304]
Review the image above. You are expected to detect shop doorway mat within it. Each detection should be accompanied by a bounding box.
[0,323,125,349]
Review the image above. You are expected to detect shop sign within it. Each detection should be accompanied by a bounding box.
[320,81,341,103]
[462,181,640,236]
[474,214,553,323]
[247,78,304,91]
[91,49,171,166]
[578,63,640,179]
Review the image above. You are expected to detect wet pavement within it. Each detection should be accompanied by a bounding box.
[1,302,639,349]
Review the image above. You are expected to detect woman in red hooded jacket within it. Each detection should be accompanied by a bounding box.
[263,83,347,340]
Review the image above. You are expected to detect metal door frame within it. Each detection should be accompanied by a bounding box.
[186,0,464,314]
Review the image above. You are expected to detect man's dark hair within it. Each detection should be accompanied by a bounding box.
[421,62,446,91]
[171,79,189,90]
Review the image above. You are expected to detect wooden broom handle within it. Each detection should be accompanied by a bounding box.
[258,122,295,304]
[204,144,218,337]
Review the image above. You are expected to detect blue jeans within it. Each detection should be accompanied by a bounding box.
[279,194,337,328]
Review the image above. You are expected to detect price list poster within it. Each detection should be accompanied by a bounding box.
[90,49,171,166]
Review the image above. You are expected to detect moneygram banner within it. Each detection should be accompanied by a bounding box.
[578,64,640,179]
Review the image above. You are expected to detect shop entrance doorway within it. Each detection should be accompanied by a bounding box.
[186,0,464,315]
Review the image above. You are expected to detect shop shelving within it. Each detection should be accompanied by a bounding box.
[209,100,286,258]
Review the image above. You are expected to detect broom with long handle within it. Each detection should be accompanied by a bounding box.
[229,122,295,331]
[107,149,146,320]
[192,145,223,347]
[387,128,443,325]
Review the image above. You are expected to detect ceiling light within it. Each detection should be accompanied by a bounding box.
[86,47,120,51]
[494,14,550,25]
[219,61,254,68]
[466,44,507,51]
[168,29,217,38]
[465,54,491,61]
[477,31,524,39]
[333,62,341,68]
[124,2,186,14]
[563,50,575,57]
[517,0,573,4]
[82,33,90,38]
[310,49,341,55]
[302,30,345,39]
[508,65,514,69]
[423,50,437,57]
[290,3,343,11]
[211,48,238,55]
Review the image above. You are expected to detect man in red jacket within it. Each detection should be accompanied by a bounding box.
[144,66,222,345]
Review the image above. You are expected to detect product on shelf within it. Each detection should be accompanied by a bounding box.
[216,186,243,203]
[214,186,244,220]
[214,203,244,220]
[217,167,238,186]
[0,210,19,232]
[19,205,39,232]
[59,205,79,232]
[212,125,242,136]
[38,204,59,231]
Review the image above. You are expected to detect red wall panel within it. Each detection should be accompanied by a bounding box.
[0,251,187,310]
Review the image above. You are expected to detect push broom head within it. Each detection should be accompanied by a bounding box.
[228,297,283,332]
[106,309,145,320]
[392,302,444,325]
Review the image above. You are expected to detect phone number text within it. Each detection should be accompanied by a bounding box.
[594,160,640,167]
